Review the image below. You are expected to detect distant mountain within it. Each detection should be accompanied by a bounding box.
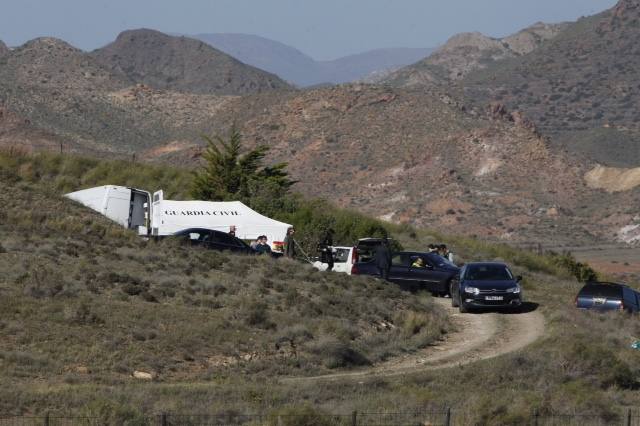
[462,0,640,166]
[191,33,434,86]
[91,29,291,95]
[321,47,435,84]
[383,22,568,86]
[191,33,323,87]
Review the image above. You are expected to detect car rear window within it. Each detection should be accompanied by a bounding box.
[578,285,623,299]
[465,264,513,281]
[333,248,350,263]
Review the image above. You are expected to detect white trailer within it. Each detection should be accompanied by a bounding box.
[65,185,292,251]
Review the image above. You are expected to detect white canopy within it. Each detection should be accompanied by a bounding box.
[65,185,292,244]
[156,199,291,243]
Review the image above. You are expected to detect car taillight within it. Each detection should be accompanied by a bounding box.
[620,301,625,311]
[352,247,359,264]
[351,264,359,275]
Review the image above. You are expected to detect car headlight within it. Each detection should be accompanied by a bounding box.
[506,285,521,294]
[464,286,480,295]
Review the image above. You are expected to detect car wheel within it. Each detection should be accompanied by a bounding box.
[459,302,469,314]
[451,288,459,307]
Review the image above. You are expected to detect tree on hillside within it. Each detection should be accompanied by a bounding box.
[191,125,294,202]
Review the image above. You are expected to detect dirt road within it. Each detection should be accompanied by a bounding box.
[282,299,545,383]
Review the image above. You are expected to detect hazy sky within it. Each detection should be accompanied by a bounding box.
[1,0,617,60]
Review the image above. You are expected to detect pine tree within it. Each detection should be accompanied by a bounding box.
[191,125,294,202]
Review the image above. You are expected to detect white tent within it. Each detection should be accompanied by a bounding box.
[155,199,291,244]
[65,185,292,247]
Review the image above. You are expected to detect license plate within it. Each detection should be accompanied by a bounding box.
[485,296,504,301]
[593,297,606,305]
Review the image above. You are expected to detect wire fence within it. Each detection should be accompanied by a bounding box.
[2,409,640,426]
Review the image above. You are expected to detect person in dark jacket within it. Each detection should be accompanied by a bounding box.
[319,228,335,271]
[255,236,272,255]
[284,227,296,258]
[375,238,392,280]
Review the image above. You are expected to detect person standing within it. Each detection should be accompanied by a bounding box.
[255,236,272,255]
[375,238,392,280]
[319,228,335,271]
[439,244,454,263]
[284,227,296,259]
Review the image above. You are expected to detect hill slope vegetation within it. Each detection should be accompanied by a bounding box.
[462,0,640,166]
[2,152,640,425]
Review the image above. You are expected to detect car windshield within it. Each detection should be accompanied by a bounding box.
[465,264,513,281]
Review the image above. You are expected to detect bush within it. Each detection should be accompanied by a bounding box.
[310,338,371,369]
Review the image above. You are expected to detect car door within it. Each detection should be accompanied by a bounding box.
[420,254,454,291]
[388,253,412,287]
[452,266,466,304]
[406,255,437,291]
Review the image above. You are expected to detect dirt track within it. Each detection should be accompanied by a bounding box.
[281,298,545,383]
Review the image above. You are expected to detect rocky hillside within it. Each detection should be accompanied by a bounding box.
[383,22,568,86]
[0,37,128,92]
[141,84,639,246]
[462,0,640,166]
[0,40,9,56]
[1,14,638,247]
[193,33,434,87]
[91,29,291,95]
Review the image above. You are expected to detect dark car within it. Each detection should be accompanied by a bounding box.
[575,282,640,313]
[450,262,523,313]
[171,228,254,254]
[351,251,459,295]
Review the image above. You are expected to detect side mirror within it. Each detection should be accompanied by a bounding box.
[516,275,523,282]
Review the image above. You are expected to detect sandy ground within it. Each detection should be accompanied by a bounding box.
[281,298,545,383]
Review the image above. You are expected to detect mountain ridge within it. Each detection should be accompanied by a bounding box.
[461,0,640,166]
[91,29,292,95]
[382,21,569,86]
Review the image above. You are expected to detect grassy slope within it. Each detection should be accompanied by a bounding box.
[2,151,640,424]
[0,151,447,416]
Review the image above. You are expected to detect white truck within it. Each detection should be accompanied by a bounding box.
[65,185,292,252]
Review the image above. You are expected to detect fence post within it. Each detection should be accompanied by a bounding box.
[277,415,283,426]
[442,407,451,426]
[532,408,539,426]
[351,410,357,426]
[43,413,50,426]
[627,408,632,426]
[160,412,168,426]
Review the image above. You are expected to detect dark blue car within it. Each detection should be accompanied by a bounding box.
[450,262,523,313]
[576,282,640,313]
[351,251,459,295]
